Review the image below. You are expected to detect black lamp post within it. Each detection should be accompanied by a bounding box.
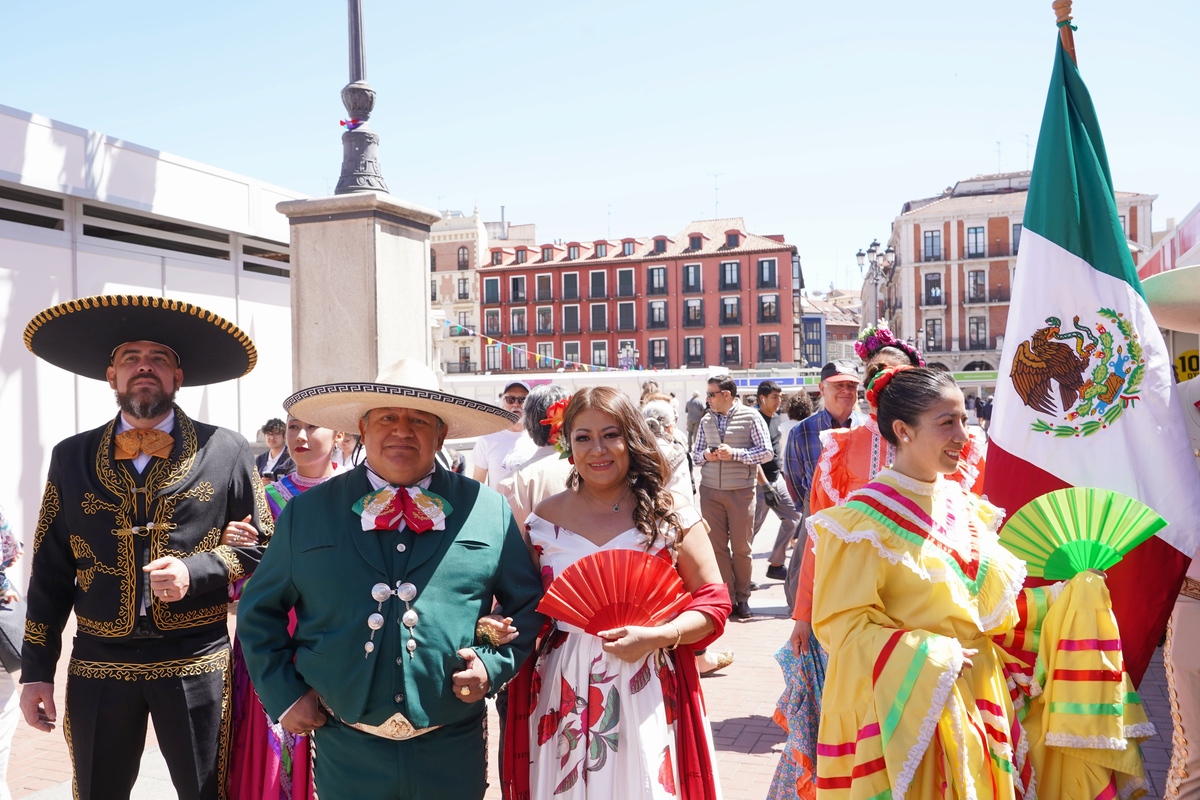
[335,0,389,194]
[856,239,896,324]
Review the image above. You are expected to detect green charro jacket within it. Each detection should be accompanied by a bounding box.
[236,462,544,729]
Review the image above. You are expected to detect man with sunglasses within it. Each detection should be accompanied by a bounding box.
[470,381,529,489]
[693,375,772,620]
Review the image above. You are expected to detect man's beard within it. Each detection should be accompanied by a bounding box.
[116,379,177,419]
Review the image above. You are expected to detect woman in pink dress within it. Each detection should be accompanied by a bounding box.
[224,416,343,800]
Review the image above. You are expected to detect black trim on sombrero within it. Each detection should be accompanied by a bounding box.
[24,295,256,385]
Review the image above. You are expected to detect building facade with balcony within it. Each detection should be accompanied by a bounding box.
[477,217,801,373]
[884,172,1155,371]
[430,209,489,374]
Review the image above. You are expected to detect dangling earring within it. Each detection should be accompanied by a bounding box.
[567,455,574,465]
[627,472,638,486]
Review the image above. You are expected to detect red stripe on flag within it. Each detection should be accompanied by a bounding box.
[873,629,905,686]
[982,442,1188,687]
[1052,669,1123,682]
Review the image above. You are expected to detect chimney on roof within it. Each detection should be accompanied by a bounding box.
[500,206,506,239]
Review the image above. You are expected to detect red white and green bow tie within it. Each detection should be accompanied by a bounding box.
[352,485,452,533]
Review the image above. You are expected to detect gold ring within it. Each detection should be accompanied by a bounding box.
[459,686,471,696]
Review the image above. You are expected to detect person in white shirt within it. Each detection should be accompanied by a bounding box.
[470,381,529,489]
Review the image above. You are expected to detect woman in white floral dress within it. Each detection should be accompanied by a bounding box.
[511,387,731,800]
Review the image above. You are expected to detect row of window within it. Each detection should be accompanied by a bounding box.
[486,233,750,267]
[473,333,782,371]
[921,316,991,352]
[921,224,1023,262]
[469,295,782,337]
[921,270,1011,307]
[478,259,779,304]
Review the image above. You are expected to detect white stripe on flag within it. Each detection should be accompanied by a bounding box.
[991,229,1200,556]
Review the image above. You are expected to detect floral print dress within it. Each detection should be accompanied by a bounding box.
[525,508,719,799]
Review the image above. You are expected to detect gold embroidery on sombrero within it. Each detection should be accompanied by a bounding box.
[23,294,258,377]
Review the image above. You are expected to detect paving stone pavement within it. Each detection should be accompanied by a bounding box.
[11,512,1175,798]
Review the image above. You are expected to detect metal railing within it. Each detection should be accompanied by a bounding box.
[444,362,477,374]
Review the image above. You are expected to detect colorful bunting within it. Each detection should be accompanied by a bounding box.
[442,321,627,372]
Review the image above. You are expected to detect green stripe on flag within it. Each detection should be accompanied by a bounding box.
[1023,39,1143,295]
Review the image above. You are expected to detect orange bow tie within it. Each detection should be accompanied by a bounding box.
[114,429,174,461]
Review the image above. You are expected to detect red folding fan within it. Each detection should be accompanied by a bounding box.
[537,550,693,635]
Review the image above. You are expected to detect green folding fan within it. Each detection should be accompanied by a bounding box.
[999,487,1168,579]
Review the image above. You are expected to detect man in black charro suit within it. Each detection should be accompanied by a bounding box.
[19,295,270,800]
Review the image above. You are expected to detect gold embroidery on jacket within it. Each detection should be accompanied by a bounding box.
[251,470,274,541]
[67,648,229,681]
[33,481,59,555]
[211,545,246,582]
[24,620,48,647]
[69,536,123,593]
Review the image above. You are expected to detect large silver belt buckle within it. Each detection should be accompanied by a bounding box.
[319,697,439,741]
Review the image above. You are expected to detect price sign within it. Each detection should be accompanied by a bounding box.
[1177,350,1200,382]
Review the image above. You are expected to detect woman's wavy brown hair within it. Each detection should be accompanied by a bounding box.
[562,386,683,551]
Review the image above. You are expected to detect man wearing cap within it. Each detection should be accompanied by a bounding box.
[780,360,865,599]
[19,295,270,800]
[692,374,773,621]
[236,359,544,800]
[470,380,529,489]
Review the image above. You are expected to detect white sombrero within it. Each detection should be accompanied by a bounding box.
[284,358,516,439]
[1144,264,1200,334]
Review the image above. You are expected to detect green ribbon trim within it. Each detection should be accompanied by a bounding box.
[1049,702,1122,715]
[881,636,935,747]
[1057,19,1078,31]
[844,501,992,596]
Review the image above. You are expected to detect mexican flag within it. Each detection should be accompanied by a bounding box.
[984,38,1200,686]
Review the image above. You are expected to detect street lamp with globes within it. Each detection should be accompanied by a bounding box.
[856,239,896,326]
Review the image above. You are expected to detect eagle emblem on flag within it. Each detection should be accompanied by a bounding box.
[1010,310,1145,437]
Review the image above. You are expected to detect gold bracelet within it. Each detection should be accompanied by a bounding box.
[668,624,682,651]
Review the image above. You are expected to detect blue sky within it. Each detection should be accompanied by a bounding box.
[3,0,1197,292]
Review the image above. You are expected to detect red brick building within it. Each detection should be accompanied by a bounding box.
[477,217,800,372]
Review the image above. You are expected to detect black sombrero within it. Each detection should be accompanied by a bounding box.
[24,294,257,385]
[286,358,516,439]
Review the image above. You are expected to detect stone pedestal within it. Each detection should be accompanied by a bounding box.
[277,191,441,390]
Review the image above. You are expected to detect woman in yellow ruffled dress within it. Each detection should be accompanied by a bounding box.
[809,366,1151,800]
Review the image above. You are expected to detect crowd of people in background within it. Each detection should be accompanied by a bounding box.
[4,293,1187,800]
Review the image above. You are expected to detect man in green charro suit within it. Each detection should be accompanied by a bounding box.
[237,359,544,800]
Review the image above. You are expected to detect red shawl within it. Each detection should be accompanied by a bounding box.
[501,583,731,800]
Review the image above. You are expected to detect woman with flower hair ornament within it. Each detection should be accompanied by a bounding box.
[768,325,988,800]
[794,366,1151,799]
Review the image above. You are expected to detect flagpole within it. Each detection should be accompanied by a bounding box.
[1053,0,1078,64]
